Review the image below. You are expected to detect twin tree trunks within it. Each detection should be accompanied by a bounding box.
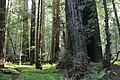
[0,0,6,68]
[66,0,103,62]
[57,0,103,79]
[83,0,103,62]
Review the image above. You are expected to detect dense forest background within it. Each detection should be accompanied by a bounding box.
[0,0,120,80]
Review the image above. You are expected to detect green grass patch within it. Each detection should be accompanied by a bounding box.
[18,72,68,80]
[5,63,69,80]
[0,73,11,80]
[114,61,120,65]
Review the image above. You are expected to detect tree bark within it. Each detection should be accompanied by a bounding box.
[40,0,45,55]
[22,0,29,60]
[50,0,60,63]
[30,0,36,65]
[0,0,6,68]
[103,0,111,70]
[35,0,42,69]
[57,0,88,79]
[81,0,103,62]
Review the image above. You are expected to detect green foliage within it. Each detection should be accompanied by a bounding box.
[96,0,120,54]
[82,67,106,80]
[0,73,11,80]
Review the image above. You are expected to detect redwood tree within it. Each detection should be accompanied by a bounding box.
[103,0,111,69]
[30,0,36,65]
[35,0,42,69]
[81,0,103,62]
[57,0,88,79]
[0,0,6,68]
[50,0,60,63]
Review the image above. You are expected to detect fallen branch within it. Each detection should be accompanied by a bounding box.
[112,51,120,64]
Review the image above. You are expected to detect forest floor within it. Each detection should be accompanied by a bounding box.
[0,63,69,80]
[0,62,120,80]
[99,60,120,80]
[103,64,120,80]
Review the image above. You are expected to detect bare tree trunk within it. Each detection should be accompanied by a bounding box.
[0,0,6,68]
[50,0,60,63]
[103,0,111,70]
[39,0,45,62]
[40,0,45,55]
[35,0,42,69]
[22,0,29,60]
[30,0,36,65]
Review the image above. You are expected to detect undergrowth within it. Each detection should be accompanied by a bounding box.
[82,66,106,80]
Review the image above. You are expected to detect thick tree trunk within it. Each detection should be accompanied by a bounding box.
[103,0,111,70]
[0,0,6,68]
[57,0,88,79]
[50,0,60,63]
[82,0,103,62]
[30,0,36,65]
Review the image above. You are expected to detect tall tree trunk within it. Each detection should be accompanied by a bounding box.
[50,0,60,63]
[112,0,120,35]
[22,0,29,60]
[5,0,12,55]
[0,0,6,68]
[57,0,88,79]
[81,0,103,62]
[39,0,45,62]
[30,0,36,65]
[40,0,45,55]
[35,0,42,69]
[103,0,111,70]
